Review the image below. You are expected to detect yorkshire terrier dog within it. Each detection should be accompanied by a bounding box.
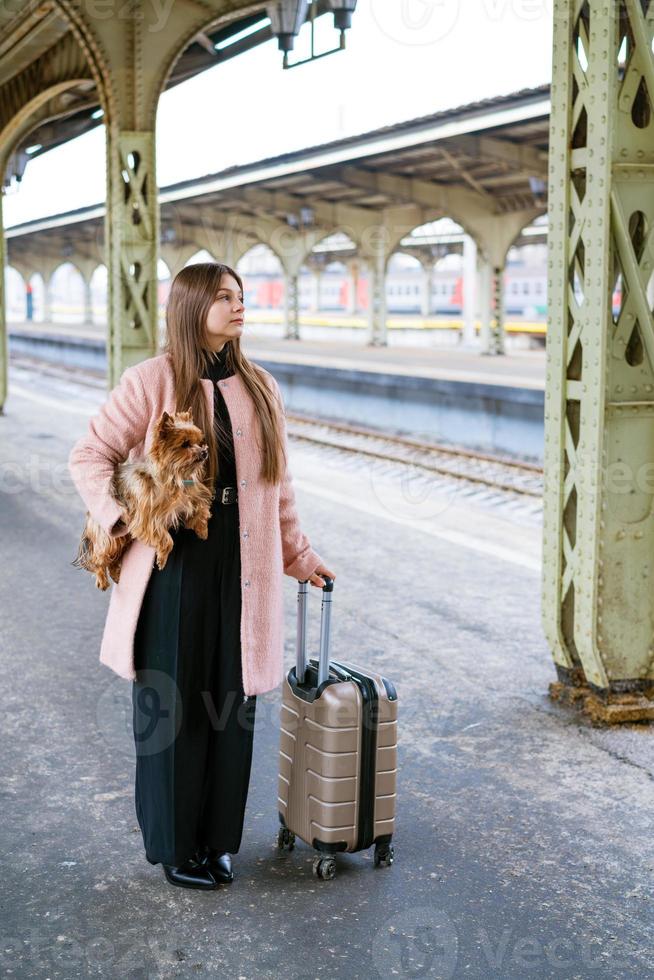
[72,410,214,590]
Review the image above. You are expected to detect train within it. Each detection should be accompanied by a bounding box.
[9,263,621,327]
[156,269,621,321]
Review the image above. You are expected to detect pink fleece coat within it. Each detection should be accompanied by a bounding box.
[67,352,324,696]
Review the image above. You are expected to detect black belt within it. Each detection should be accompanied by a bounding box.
[214,485,237,505]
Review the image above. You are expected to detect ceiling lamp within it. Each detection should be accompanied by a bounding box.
[326,0,357,31]
[266,0,310,52]
[268,0,358,68]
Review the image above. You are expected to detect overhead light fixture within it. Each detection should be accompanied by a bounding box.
[269,0,358,68]
[286,207,314,229]
[5,149,30,187]
[529,176,547,205]
[327,0,357,30]
[266,0,310,53]
[299,206,314,227]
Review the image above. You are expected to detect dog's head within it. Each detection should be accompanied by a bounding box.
[150,411,209,479]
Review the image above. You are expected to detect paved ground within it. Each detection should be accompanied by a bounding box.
[1,360,652,980]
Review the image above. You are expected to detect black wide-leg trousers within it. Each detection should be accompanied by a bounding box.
[131,494,257,867]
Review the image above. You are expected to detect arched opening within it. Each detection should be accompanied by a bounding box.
[184,249,217,267]
[384,217,476,348]
[304,232,358,318]
[27,274,46,323]
[49,262,86,325]
[236,244,284,339]
[4,267,26,323]
[0,67,109,392]
[156,258,172,347]
[89,265,108,327]
[386,253,422,315]
[504,212,548,348]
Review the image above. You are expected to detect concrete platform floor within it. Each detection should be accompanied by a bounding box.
[8,318,547,389]
[1,363,652,980]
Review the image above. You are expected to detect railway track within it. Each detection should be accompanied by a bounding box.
[10,354,544,500]
[285,412,543,499]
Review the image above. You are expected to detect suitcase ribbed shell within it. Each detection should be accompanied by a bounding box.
[278,665,397,852]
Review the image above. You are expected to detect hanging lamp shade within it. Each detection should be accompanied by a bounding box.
[326,0,357,30]
[266,0,310,51]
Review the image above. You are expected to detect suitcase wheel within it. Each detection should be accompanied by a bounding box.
[374,842,394,868]
[277,827,295,851]
[312,856,337,880]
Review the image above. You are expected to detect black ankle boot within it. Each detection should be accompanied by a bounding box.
[162,855,218,890]
[197,845,234,883]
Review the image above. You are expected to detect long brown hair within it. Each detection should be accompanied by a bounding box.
[160,262,286,491]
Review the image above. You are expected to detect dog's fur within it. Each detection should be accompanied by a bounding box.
[72,410,214,590]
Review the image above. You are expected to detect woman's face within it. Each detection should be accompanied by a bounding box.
[204,274,245,351]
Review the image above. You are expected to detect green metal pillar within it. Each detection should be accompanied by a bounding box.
[348,261,360,315]
[105,130,159,387]
[477,255,492,354]
[542,0,654,722]
[284,271,300,340]
[365,244,388,347]
[488,265,506,355]
[420,260,434,317]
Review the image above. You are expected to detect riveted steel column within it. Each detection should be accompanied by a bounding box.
[106,130,159,387]
[462,235,477,346]
[478,255,492,354]
[365,246,388,346]
[488,265,506,355]
[43,277,53,324]
[347,261,359,314]
[83,278,93,325]
[312,268,322,312]
[420,261,434,316]
[284,271,300,339]
[542,0,654,709]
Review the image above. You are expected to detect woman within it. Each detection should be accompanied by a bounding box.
[68,262,336,890]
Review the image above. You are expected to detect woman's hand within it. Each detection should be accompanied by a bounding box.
[308,565,337,588]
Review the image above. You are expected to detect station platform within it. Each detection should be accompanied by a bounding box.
[243,334,546,390]
[8,321,547,461]
[8,317,547,388]
[1,361,652,979]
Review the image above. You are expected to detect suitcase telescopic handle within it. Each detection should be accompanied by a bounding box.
[295,575,334,686]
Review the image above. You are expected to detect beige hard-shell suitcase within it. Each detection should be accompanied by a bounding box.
[277,575,398,880]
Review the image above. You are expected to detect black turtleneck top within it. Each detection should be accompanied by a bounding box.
[200,345,236,488]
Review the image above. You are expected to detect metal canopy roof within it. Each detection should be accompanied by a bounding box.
[0,2,332,164]
[159,83,551,224]
[6,83,551,268]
